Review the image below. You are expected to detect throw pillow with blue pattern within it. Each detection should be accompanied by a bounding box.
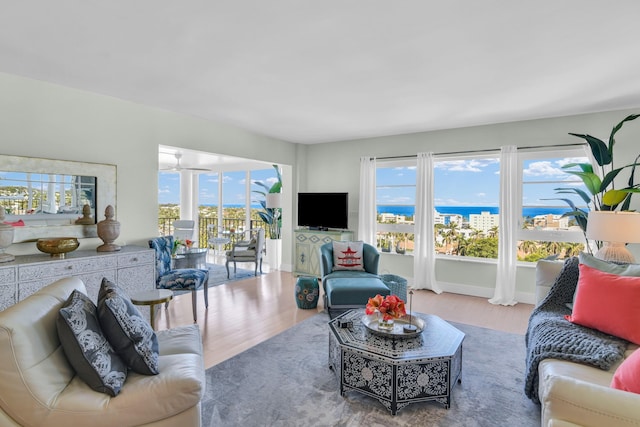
[57,290,128,396]
[97,278,159,375]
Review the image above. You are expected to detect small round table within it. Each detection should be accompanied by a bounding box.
[173,247,208,269]
[130,289,173,330]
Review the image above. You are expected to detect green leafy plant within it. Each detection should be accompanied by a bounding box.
[552,113,640,236]
[252,164,282,239]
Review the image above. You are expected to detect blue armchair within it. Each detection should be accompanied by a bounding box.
[148,236,209,322]
[319,242,390,318]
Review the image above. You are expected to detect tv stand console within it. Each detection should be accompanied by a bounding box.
[294,229,353,278]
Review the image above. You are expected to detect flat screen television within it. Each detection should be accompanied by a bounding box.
[297,192,348,230]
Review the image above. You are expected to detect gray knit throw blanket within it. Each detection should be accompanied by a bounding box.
[524,256,627,403]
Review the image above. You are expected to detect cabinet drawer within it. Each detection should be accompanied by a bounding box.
[0,283,17,311]
[19,256,118,281]
[0,266,16,283]
[117,250,154,267]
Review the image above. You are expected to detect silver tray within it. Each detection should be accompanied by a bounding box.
[361,313,425,338]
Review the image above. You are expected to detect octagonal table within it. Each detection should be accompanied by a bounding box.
[328,309,465,415]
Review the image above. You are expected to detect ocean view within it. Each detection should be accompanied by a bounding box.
[200,204,570,220]
[377,205,570,220]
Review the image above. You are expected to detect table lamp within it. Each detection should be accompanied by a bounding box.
[586,211,640,263]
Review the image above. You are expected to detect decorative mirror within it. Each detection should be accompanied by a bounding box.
[0,155,116,242]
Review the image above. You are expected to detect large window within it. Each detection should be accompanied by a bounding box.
[376,161,416,254]
[372,147,588,262]
[434,155,501,259]
[517,148,589,261]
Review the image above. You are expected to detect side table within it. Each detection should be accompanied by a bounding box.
[174,247,208,269]
[131,289,173,330]
[295,276,320,309]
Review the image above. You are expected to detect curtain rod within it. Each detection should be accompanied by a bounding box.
[374,142,587,160]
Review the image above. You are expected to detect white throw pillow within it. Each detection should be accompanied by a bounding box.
[535,259,564,305]
[332,241,365,271]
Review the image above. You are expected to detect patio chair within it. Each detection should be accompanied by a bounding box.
[173,220,195,243]
[225,228,265,278]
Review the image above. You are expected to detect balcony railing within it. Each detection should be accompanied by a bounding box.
[158,216,262,250]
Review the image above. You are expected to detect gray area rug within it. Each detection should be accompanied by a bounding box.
[202,313,540,427]
[172,264,257,297]
[207,263,257,287]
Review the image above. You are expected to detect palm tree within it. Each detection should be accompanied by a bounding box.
[519,240,538,257]
[544,241,563,257]
[444,222,460,254]
[564,242,584,257]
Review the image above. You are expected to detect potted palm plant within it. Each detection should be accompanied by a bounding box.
[552,114,640,250]
[253,164,282,268]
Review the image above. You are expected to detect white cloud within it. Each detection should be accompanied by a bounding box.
[435,158,497,172]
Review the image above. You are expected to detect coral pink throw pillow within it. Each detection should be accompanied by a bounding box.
[565,264,640,345]
[611,350,640,394]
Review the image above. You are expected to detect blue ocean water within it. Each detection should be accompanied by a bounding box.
[377,205,569,220]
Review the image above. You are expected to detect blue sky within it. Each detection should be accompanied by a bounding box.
[158,167,278,205]
[156,155,589,207]
[376,155,589,208]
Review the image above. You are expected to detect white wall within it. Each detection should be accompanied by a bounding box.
[0,72,299,269]
[303,109,640,302]
[3,71,639,302]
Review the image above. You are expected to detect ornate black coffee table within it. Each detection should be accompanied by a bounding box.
[328,309,465,415]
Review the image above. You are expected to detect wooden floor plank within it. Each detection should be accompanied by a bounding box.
[155,269,534,368]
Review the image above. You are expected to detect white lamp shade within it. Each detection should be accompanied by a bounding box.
[266,193,282,209]
[586,211,640,243]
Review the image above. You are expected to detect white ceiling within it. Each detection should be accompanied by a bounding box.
[1,1,640,146]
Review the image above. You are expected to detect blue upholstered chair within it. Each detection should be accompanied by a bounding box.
[319,242,390,318]
[148,236,209,322]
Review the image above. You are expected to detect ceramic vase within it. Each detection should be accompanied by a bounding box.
[97,205,121,252]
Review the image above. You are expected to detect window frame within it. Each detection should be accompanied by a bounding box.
[375,159,417,254]
[517,146,589,245]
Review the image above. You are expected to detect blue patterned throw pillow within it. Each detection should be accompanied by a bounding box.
[97,278,159,375]
[57,290,128,396]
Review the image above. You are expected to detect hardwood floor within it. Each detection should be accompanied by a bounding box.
[155,268,534,369]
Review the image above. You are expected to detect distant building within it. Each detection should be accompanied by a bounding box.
[533,214,570,229]
[379,212,410,223]
[434,210,463,226]
[469,211,499,232]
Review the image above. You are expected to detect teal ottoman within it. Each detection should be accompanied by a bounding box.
[295,276,320,309]
[324,276,390,317]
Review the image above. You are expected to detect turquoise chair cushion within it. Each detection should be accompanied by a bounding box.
[324,277,390,306]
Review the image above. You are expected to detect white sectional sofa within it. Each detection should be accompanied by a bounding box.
[534,258,640,427]
[0,277,205,427]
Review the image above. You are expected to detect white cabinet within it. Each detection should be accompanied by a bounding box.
[0,265,17,311]
[294,229,354,277]
[0,246,155,310]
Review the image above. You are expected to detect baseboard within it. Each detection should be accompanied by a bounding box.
[434,281,536,305]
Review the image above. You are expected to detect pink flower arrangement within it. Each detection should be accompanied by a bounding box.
[365,294,407,321]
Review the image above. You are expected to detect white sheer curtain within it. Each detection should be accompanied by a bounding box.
[413,152,442,293]
[489,145,518,306]
[358,156,377,245]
